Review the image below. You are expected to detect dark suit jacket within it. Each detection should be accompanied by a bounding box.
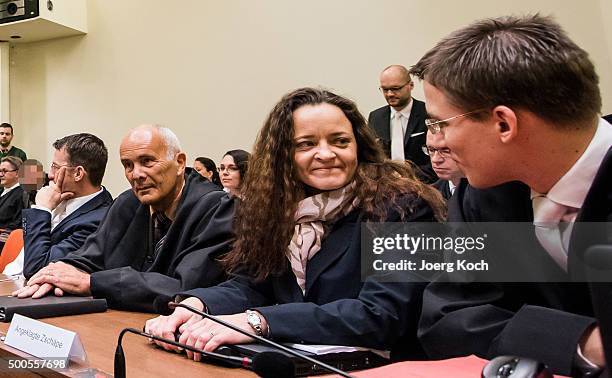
[368,99,435,182]
[59,172,235,313]
[0,185,25,231]
[22,188,113,279]
[418,165,612,375]
[179,194,437,360]
[431,179,452,201]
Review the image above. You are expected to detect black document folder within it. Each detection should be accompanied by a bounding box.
[0,295,107,322]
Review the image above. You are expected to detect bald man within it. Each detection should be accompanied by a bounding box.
[368,65,435,182]
[14,125,234,313]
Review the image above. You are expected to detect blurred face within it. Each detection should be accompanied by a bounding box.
[19,163,45,191]
[423,81,501,188]
[219,155,241,194]
[0,127,13,148]
[0,161,18,187]
[426,132,463,182]
[379,68,414,110]
[193,160,213,181]
[120,128,186,209]
[293,103,358,192]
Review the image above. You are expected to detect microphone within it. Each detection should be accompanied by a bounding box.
[113,327,295,378]
[167,301,355,378]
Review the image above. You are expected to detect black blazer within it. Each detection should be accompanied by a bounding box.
[0,186,25,231]
[59,172,235,312]
[22,188,113,279]
[368,99,435,182]
[431,179,453,201]
[179,194,437,360]
[418,173,609,376]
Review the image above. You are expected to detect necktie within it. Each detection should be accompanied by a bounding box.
[390,112,405,161]
[152,212,172,257]
[532,195,576,271]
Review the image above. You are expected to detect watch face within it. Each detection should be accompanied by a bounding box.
[247,311,261,326]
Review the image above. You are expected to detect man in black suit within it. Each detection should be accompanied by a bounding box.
[368,65,434,182]
[425,130,462,200]
[8,134,113,278]
[411,15,611,375]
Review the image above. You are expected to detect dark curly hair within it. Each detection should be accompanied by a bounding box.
[223,87,445,280]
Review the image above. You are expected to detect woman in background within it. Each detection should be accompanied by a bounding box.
[193,157,221,187]
[219,149,249,197]
[146,87,444,360]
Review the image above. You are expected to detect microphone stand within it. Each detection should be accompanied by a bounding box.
[169,301,355,378]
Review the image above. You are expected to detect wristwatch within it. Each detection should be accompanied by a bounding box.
[246,310,264,336]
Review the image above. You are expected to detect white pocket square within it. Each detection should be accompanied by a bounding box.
[410,131,425,137]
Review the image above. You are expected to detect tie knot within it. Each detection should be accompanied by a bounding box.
[532,196,568,225]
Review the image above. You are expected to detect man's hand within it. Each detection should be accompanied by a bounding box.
[12,283,55,298]
[35,167,75,210]
[26,262,91,296]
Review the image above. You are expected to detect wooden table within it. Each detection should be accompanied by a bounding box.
[0,276,255,377]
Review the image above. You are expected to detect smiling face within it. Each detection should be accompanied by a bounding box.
[292,103,358,192]
[423,81,504,188]
[120,127,185,209]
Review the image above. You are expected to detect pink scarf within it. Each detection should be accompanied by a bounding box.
[287,183,358,294]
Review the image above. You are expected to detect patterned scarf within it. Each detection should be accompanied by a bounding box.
[287,182,358,294]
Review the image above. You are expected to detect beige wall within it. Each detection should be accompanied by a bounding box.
[9,0,612,196]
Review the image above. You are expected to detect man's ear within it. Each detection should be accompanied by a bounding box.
[73,166,85,182]
[492,105,518,144]
[175,152,187,176]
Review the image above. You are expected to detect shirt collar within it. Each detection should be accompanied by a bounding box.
[531,118,612,209]
[391,98,413,119]
[1,182,19,196]
[63,188,103,216]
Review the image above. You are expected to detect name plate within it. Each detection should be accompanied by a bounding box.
[4,314,86,364]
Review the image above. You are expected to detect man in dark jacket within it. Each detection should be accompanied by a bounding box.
[16,133,113,278]
[14,125,234,313]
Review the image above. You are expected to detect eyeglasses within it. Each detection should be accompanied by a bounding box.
[425,108,488,134]
[0,169,17,175]
[379,81,412,94]
[218,165,239,173]
[50,163,75,172]
[422,145,451,159]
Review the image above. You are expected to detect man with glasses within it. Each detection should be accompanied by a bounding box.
[4,134,113,278]
[411,15,612,375]
[0,123,27,162]
[14,125,234,313]
[0,156,25,250]
[368,65,434,182]
[424,131,463,200]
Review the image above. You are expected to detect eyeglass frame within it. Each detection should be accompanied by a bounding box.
[50,163,76,172]
[425,108,489,134]
[421,145,451,159]
[379,81,412,94]
[0,168,17,175]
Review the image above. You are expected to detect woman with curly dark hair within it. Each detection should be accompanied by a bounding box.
[146,87,445,360]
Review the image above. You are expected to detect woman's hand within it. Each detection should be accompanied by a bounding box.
[144,297,205,352]
[179,312,261,361]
